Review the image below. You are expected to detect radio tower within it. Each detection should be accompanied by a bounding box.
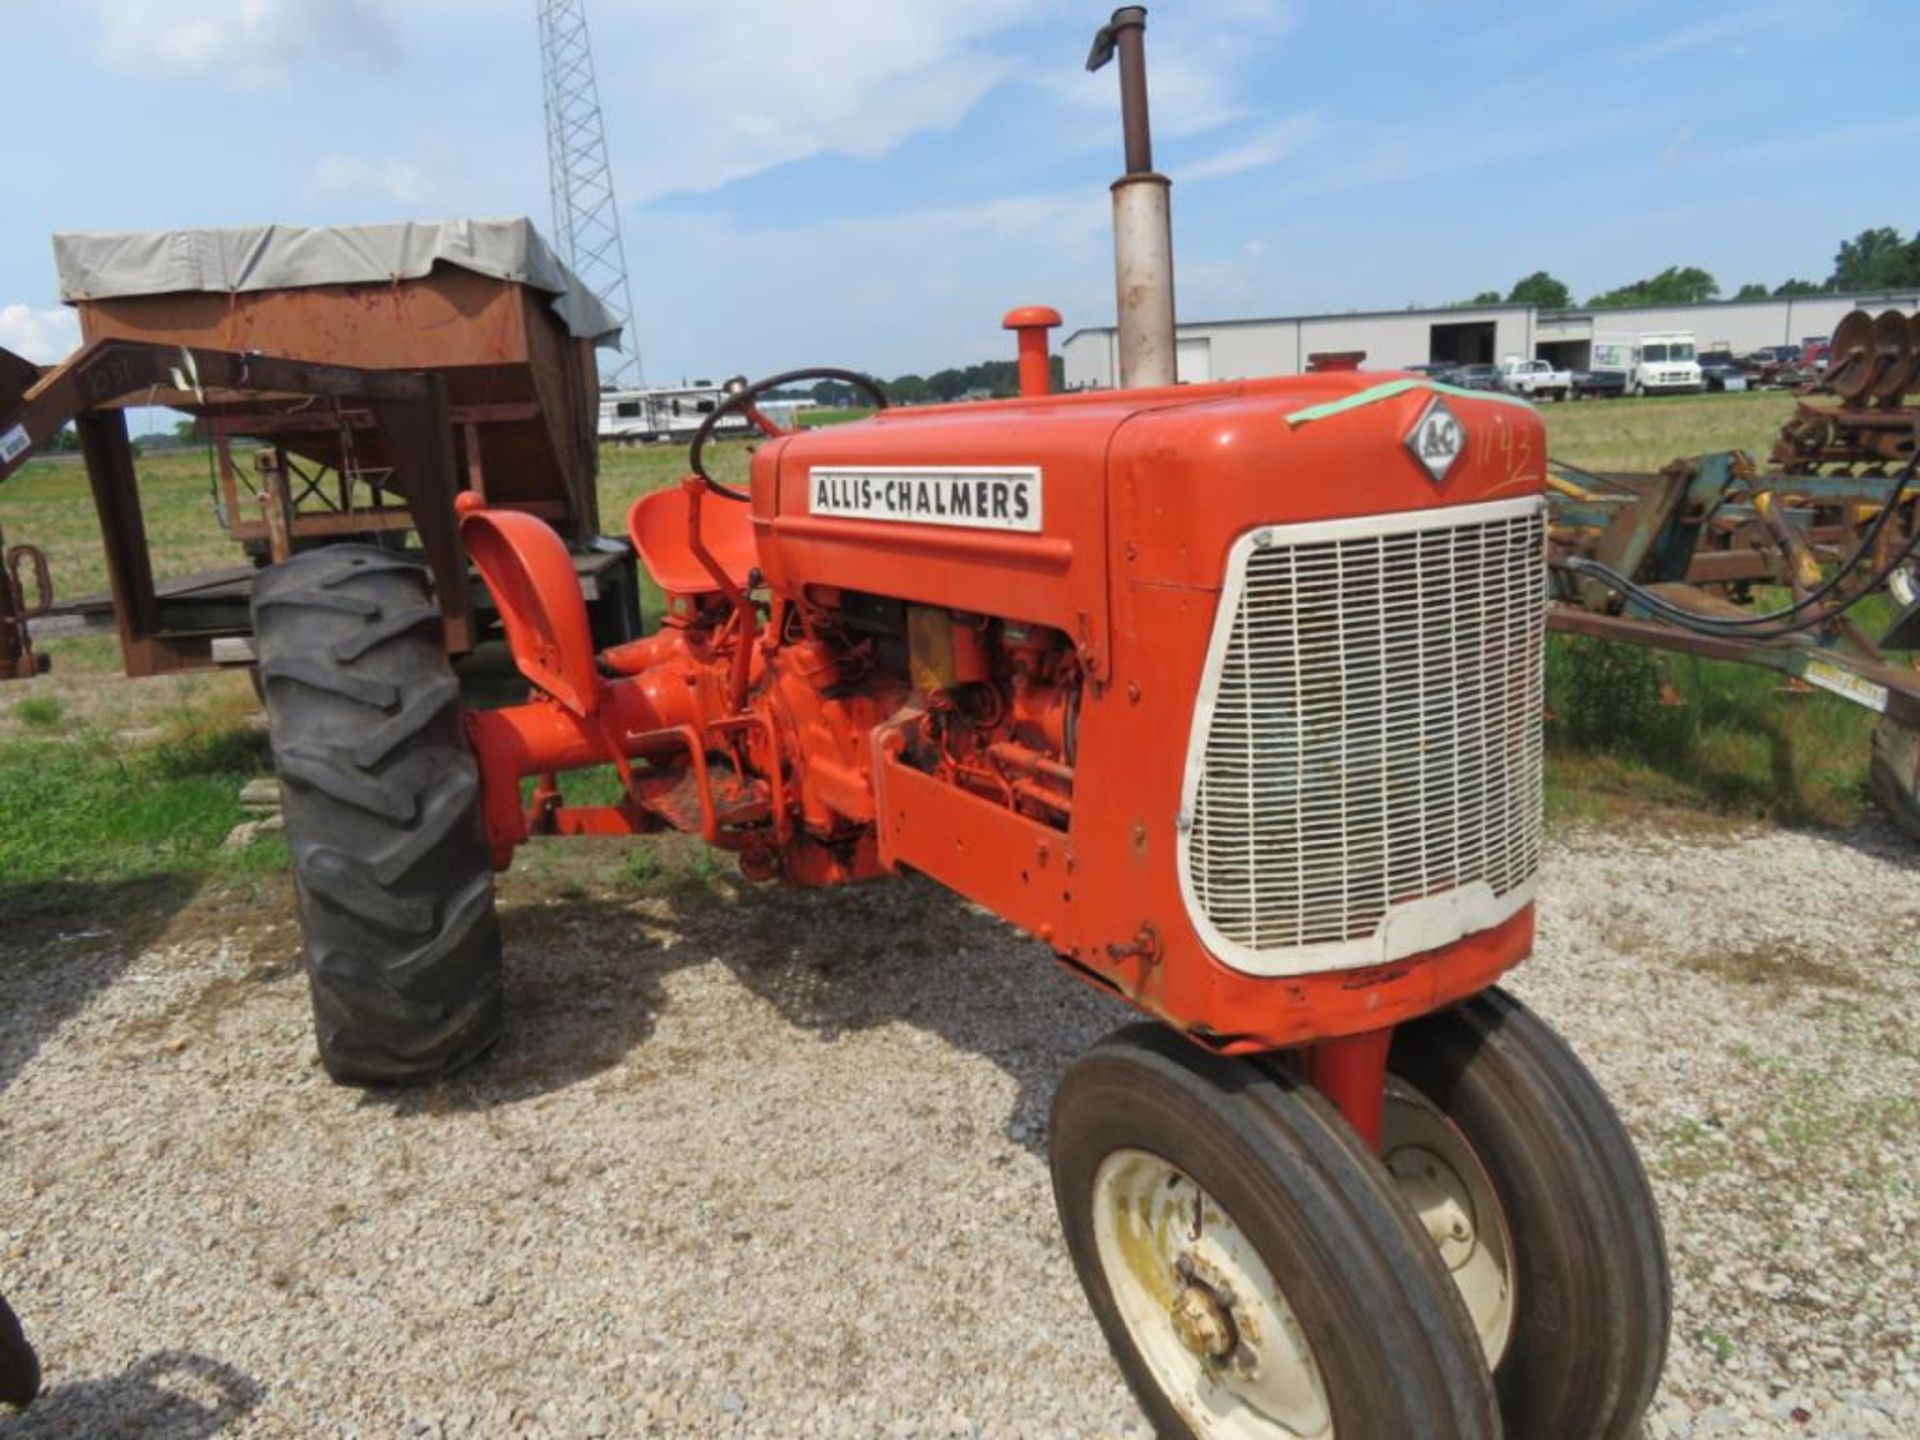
[538,0,642,388]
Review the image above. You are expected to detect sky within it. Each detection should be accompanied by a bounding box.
[2,0,1916,384]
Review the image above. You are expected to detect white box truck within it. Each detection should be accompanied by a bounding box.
[1591,332,1703,396]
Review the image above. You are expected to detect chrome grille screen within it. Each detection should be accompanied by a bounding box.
[1178,499,1546,975]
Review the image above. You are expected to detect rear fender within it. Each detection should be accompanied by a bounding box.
[455,495,603,718]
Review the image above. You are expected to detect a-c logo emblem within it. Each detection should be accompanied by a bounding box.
[1406,396,1466,484]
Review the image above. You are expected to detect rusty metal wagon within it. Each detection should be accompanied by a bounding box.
[0,218,639,677]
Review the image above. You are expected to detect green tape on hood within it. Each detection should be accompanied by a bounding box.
[1282,377,1536,428]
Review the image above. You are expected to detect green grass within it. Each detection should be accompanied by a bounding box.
[12,695,61,729]
[797,406,876,428]
[0,714,275,887]
[0,451,237,602]
[1543,637,1876,831]
[1541,389,1801,472]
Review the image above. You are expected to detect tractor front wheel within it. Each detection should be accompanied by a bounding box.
[1388,989,1670,1440]
[1051,1025,1499,1439]
[253,546,503,1085]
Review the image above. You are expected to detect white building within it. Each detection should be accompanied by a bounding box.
[1060,290,1920,389]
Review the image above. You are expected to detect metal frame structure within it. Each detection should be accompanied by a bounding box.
[0,340,467,676]
[538,0,642,389]
[1546,310,1920,819]
[1549,452,1920,728]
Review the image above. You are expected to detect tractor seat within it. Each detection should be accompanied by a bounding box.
[627,485,757,598]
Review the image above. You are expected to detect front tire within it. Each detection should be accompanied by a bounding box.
[1052,1025,1499,1439]
[1389,989,1670,1439]
[253,546,503,1085]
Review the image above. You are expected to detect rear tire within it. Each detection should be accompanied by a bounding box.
[0,1293,38,1409]
[1389,989,1670,1439]
[252,545,503,1085]
[1870,716,1920,843]
[1051,1024,1499,1439]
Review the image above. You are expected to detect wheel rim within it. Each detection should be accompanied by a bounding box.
[1382,1080,1517,1367]
[1091,1148,1333,1439]
[1889,562,1918,609]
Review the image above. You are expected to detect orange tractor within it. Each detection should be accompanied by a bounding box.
[265,11,1666,1438]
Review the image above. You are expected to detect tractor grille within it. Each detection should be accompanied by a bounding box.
[1179,498,1546,974]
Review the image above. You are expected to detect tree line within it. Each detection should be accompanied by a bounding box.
[778,356,1067,408]
[1458,226,1920,311]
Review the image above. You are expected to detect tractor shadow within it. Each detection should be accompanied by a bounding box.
[714,875,1136,1148]
[0,875,201,1100]
[389,862,1132,1154]
[1828,813,1920,874]
[394,880,682,1111]
[0,1350,260,1438]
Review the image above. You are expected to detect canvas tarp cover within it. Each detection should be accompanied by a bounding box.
[52,217,623,349]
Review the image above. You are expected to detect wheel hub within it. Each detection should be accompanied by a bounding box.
[1170,1278,1238,1360]
[1389,1144,1478,1268]
[1091,1148,1333,1438]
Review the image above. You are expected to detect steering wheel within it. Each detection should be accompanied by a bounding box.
[688,366,890,502]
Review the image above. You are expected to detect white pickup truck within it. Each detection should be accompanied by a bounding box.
[1496,357,1573,402]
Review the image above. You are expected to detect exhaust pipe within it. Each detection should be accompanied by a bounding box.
[1089,6,1176,389]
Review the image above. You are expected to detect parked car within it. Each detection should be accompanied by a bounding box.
[1403,362,1467,386]
[1571,369,1627,400]
[1742,345,1809,389]
[1698,350,1747,392]
[1450,363,1503,391]
[1497,357,1573,402]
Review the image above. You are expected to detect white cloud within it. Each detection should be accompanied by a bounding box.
[1037,1,1300,141]
[596,0,1303,200]
[95,0,399,90]
[0,305,79,365]
[613,0,1043,201]
[630,186,1114,378]
[306,154,431,207]
[1626,13,1757,63]
[1185,113,1323,181]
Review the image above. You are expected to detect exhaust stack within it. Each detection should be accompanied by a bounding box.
[1089,6,1176,389]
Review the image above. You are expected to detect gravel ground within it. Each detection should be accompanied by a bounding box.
[1,819,1916,1439]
